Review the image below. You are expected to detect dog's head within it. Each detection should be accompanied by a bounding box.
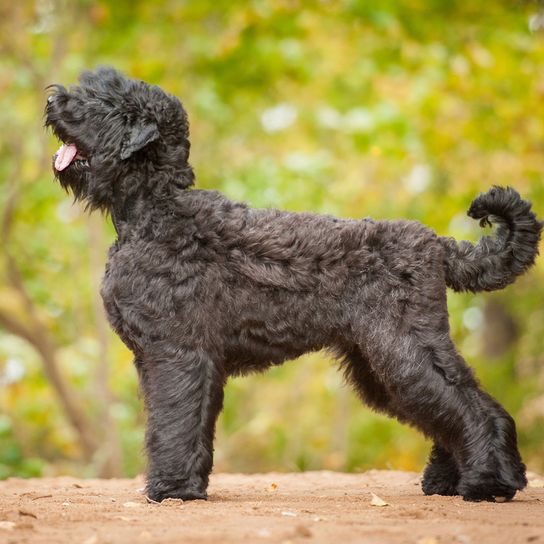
[45,67,194,211]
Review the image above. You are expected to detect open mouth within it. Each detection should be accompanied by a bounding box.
[54,143,88,171]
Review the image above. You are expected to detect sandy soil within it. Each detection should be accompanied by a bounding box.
[0,470,543,544]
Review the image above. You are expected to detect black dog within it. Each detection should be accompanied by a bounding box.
[45,67,541,503]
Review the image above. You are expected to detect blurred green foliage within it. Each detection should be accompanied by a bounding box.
[1,0,543,479]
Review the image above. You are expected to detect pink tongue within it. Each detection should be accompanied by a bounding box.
[54,143,78,171]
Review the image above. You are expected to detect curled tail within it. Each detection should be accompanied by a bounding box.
[439,186,542,293]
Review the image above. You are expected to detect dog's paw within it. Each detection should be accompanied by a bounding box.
[457,468,527,502]
[422,446,460,496]
[458,482,516,502]
[421,474,459,497]
[146,478,208,502]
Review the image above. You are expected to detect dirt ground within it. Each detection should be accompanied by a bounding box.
[0,470,543,544]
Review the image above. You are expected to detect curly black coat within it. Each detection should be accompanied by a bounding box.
[45,67,542,503]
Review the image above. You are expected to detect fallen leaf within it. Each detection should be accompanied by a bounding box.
[267,483,278,492]
[370,492,389,507]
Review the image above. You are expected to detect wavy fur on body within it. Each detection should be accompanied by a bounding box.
[45,67,541,503]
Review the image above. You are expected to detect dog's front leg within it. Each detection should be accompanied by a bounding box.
[139,347,225,502]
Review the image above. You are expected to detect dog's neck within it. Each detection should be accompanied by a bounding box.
[109,183,183,241]
[110,193,146,239]
[106,162,195,240]
[110,206,126,239]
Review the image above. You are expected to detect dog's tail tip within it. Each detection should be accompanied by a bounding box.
[442,186,542,293]
[466,186,531,222]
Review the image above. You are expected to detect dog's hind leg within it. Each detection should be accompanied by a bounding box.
[340,348,391,412]
[140,347,225,502]
[342,348,460,495]
[355,332,526,501]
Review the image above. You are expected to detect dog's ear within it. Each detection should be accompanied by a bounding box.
[120,118,159,160]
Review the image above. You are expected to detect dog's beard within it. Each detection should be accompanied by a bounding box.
[53,154,92,202]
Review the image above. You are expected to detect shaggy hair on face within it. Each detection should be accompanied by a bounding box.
[46,67,541,503]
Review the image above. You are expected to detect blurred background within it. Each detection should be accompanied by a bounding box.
[1,0,544,480]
